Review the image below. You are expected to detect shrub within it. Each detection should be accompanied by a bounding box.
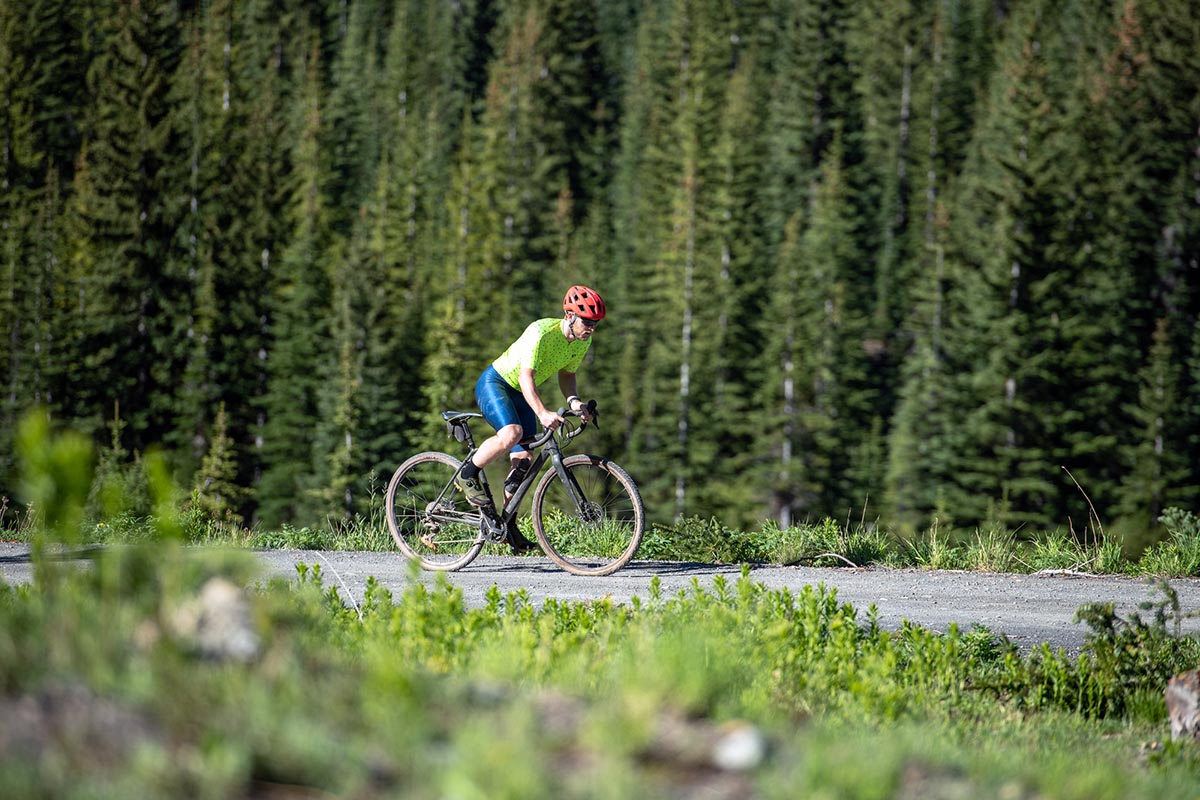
[770,517,894,568]
[638,516,766,563]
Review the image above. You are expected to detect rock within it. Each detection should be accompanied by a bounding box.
[641,712,767,773]
[1166,669,1200,741]
[169,577,260,662]
[710,721,767,771]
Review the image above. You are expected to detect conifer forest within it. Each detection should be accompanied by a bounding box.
[2,0,1198,541]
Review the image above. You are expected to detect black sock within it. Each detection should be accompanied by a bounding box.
[461,460,481,480]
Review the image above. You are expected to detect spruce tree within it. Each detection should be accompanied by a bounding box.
[1116,319,1191,528]
[794,132,873,521]
[192,401,248,524]
[614,0,735,521]
[257,35,332,527]
[756,0,883,524]
[758,214,827,527]
[703,15,777,526]
[881,0,1000,532]
[322,0,388,241]
[19,0,89,185]
[419,109,504,438]
[64,0,187,447]
[607,0,675,472]
[0,4,40,490]
[939,0,1123,532]
[165,0,295,518]
[1087,0,1200,524]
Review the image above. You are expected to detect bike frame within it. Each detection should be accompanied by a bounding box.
[446,411,590,532]
[391,401,642,575]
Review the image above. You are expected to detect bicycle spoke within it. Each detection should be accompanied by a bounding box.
[533,456,644,576]
[386,453,485,571]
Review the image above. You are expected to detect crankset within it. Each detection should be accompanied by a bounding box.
[479,511,508,544]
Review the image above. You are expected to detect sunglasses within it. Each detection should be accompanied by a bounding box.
[577,317,599,330]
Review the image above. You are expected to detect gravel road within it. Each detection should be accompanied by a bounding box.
[4,543,1199,652]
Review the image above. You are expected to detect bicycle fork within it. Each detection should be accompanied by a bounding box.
[548,449,591,513]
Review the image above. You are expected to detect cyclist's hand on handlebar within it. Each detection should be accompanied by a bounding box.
[538,408,565,431]
[567,397,598,426]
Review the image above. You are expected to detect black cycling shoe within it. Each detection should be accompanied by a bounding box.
[505,520,539,554]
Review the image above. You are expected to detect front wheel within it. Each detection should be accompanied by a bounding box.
[531,454,645,576]
[385,452,485,571]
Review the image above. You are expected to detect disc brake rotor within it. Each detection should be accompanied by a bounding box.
[578,501,605,525]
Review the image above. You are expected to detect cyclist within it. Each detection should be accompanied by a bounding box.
[455,285,605,552]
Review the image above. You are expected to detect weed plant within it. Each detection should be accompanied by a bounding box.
[1139,508,1200,576]
[903,521,967,570]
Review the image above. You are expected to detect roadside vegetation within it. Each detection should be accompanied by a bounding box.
[6,485,1199,579]
[7,412,1199,577]
[5,403,1200,798]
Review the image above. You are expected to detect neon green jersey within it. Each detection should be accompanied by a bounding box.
[492,318,591,389]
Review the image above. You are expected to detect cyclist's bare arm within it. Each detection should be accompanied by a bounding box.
[558,371,592,422]
[519,367,565,430]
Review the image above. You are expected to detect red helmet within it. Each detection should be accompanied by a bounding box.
[563,285,606,320]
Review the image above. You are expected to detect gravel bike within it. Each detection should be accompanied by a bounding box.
[384,402,645,576]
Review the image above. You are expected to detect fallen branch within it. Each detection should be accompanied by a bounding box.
[1032,568,1101,578]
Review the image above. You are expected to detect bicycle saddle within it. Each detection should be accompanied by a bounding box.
[441,410,483,423]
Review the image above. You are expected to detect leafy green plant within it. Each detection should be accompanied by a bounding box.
[1019,530,1126,574]
[982,579,1200,721]
[769,517,893,568]
[0,496,38,540]
[252,524,330,550]
[84,406,154,525]
[638,516,765,563]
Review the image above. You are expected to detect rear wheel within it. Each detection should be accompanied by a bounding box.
[385,452,485,571]
[531,455,644,576]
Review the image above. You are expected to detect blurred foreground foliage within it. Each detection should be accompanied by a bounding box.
[4,413,1200,797]
[5,550,1200,797]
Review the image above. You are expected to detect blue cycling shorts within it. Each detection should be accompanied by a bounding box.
[475,365,537,453]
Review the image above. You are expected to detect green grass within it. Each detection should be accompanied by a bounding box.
[3,548,1200,798]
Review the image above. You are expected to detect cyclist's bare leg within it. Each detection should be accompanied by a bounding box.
[455,424,521,511]
[467,424,523,471]
[463,425,538,551]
